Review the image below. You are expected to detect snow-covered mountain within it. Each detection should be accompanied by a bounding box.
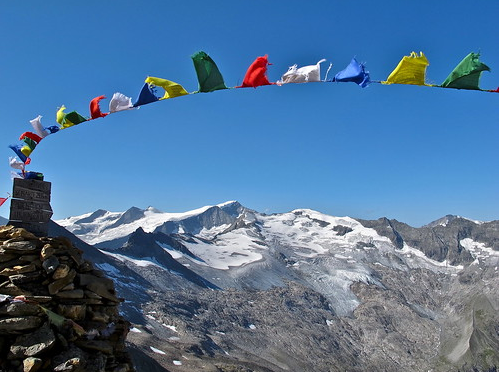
[52,202,499,372]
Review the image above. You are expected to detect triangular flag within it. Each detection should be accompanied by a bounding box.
[382,52,429,85]
[109,93,133,113]
[237,55,274,88]
[441,52,490,90]
[133,83,159,107]
[90,95,109,119]
[191,51,228,92]
[144,76,189,99]
[333,58,370,88]
[0,196,9,208]
[277,59,326,85]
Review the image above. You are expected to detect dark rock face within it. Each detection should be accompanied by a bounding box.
[356,217,499,265]
[0,225,134,372]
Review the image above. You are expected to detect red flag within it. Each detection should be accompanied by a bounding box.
[237,55,274,88]
[19,132,43,143]
[0,197,8,207]
[90,95,109,119]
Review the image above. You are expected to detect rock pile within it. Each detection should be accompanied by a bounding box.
[0,225,134,372]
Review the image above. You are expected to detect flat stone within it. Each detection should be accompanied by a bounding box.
[0,249,18,262]
[0,302,40,316]
[0,258,24,270]
[48,269,76,295]
[9,271,42,285]
[0,263,38,276]
[53,358,82,372]
[57,304,86,321]
[52,264,71,280]
[9,322,56,358]
[55,289,84,299]
[0,316,42,333]
[85,282,119,303]
[2,240,38,252]
[23,357,43,372]
[0,282,32,296]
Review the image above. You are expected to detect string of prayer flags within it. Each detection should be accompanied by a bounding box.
[382,52,429,86]
[109,93,133,113]
[133,83,159,107]
[277,59,327,85]
[332,58,371,87]
[90,95,109,120]
[440,52,490,90]
[6,48,499,175]
[144,76,189,99]
[191,51,228,93]
[237,55,274,88]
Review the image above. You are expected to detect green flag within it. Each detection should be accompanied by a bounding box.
[191,51,228,93]
[441,52,490,90]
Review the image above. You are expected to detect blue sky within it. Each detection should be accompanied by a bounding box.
[1,1,498,227]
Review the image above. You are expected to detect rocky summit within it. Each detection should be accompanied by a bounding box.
[0,225,134,372]
[7,201,499,372]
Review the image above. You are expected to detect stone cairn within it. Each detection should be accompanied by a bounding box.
[0,225,135,372]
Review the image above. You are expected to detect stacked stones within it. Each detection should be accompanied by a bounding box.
[0,225,134,372]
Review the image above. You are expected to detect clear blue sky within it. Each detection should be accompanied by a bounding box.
[1,1,498,227]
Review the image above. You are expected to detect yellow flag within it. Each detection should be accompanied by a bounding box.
[383,52,429,85]
[145,76,189,100]
[56,105,74,128]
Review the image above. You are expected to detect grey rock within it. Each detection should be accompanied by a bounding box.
[0,316,42,333]
[9,322,56,358]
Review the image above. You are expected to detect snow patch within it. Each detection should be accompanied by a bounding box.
[150,346,166,355]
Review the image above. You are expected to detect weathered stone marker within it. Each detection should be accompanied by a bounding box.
[8,178,53,236]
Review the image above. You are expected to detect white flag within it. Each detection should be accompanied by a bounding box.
[109,92,133,113]
[30,115,49,138]
[277,59,326,85]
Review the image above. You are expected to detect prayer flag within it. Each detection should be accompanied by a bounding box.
[30,115,49,138]
[191,51,228,92]
[109,93,133,113]
[0,197,8,208]
[237,55,274,88]
[64,111,87,126]
[382,52,429,85]
[56,106,71,126]
[277,59,326,85]
[441,52,490,90]
[9,144,29,163]
[9,157,25,170]
[333,58,370,88]
[90,95,109,119]
[19,132,43,144]
[133,83,159,107]
[144,76,189,99]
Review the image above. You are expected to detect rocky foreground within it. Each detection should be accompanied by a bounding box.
[0,225,134,372]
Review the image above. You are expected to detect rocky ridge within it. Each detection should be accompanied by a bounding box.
[0,225,134,372]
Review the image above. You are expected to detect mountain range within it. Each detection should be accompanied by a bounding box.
[4,202,499,371]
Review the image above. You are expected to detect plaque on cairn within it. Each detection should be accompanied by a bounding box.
[8,178,53,236]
